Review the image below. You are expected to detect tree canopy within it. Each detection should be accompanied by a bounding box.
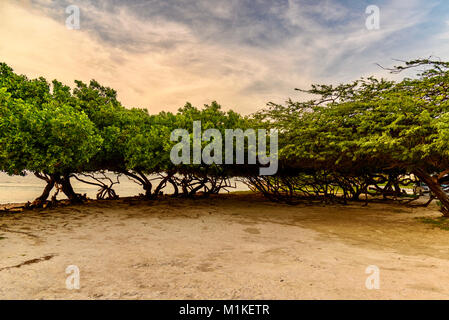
[2,60,449,216]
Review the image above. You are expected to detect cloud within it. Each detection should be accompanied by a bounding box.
[1,0,449,114]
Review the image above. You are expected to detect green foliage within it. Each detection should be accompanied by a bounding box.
[3,59,449,213]
[253,59,449,213]
[257,61,449,174]
[0,87,101,175]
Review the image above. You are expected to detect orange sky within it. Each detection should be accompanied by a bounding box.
[1,0,448,114]
[0,1,299,114]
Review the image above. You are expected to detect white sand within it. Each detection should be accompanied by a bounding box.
[0,194,448,299]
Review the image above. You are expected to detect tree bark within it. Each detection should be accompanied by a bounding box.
[32,172,55,206]
[120,170,153,199]
[153,173,173,198]
[34,172,55,202]
[169,178,179,197]
[413,168,449,216]
[143,184,153,199]
[35,179,55,202]
[55,174,83,203]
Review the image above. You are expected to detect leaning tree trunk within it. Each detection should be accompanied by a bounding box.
[153,173,174,198]
[143,184,153,199]
[120,170,153,199]
[169,178,179,197]
[413,168,449,217]
[55,174,83,203]
[32,172,56,206]
[35,179,55,202]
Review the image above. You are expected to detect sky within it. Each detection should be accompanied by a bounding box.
[1,0,449,114]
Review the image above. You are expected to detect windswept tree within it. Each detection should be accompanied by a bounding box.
[4,58,449,216]
[0,87,101,204]
[258,59,449,215]
[117,102,252,198]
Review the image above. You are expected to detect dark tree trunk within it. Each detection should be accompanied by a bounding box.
[143,184,153,199]
[120,170,153,199]
[55,174,83,203]
[383,179,392,199]
[35,179,55,202]
[394,181,402,195]
[351,190,361,201]
[413,168,449,216]
[189,179,207,197]
[32,172,55,206]
[169,178,179,197]
[181,179,189,197]
[153,173,173,198]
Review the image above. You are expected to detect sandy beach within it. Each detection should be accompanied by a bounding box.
[1,193,448,299]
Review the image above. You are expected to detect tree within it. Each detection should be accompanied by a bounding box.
[0,87,102,203]
[258,59,449,215]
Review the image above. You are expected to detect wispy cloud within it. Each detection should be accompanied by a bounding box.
[1,0,449,113]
